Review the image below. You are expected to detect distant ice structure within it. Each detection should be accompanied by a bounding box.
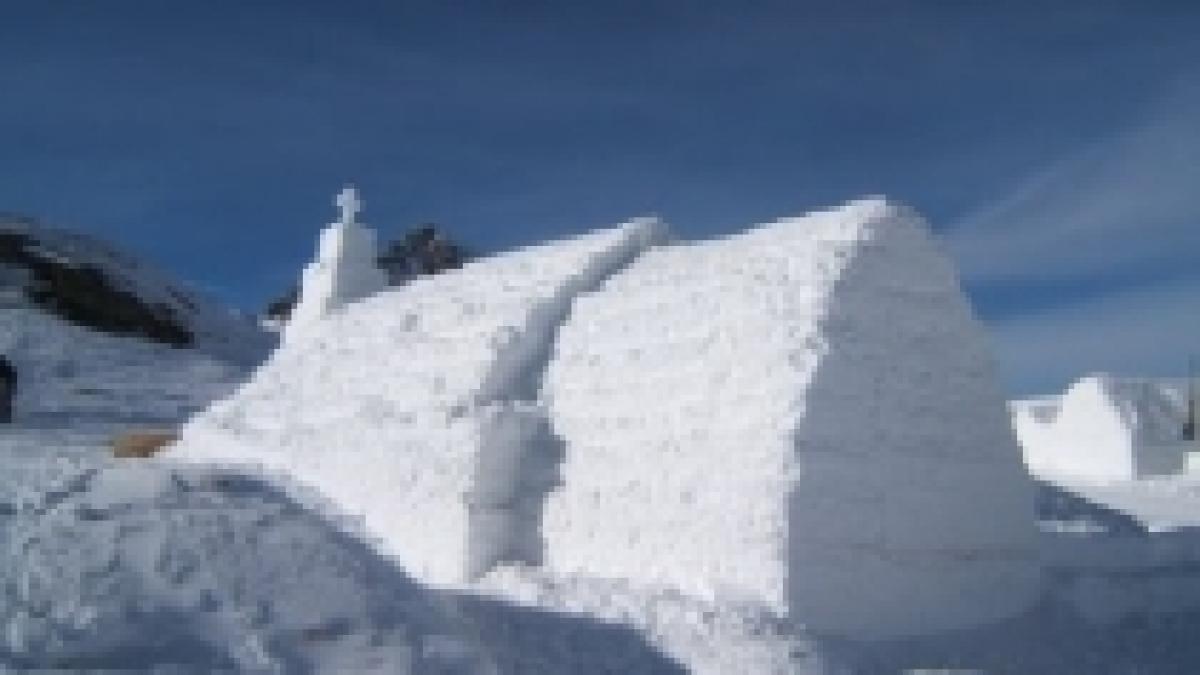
[1013,375,1197,482]
[287,186,387,337]
[542,198,1039,639]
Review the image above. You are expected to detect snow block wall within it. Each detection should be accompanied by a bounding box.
[541,198,1039,639]
[169,219,666,586]
[1013,375,1191,482]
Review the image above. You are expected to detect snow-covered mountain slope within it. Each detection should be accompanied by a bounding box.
[0,307,245,431]
[1013,375,1194,482]
[169,219,667,586]
[542,198,1038,639]
[0,213,274,365]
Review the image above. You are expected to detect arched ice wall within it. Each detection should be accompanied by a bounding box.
[540,198,1039,638]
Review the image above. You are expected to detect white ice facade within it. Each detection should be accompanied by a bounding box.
[1013,375,1198,482]
[172,196,1038,639]
[543,198,1038,638]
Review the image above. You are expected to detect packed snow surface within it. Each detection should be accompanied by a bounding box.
[542,197,1039,638]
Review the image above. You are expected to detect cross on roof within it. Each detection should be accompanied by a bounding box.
[335,185,362,225]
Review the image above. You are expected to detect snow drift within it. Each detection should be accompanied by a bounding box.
[541,198,1039,638]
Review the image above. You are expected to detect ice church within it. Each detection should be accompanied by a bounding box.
[170,190,1039,640]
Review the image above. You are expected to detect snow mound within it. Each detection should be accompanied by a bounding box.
[169,218,668,586]
[1013,375,1193,482]
[541,197,1039,638]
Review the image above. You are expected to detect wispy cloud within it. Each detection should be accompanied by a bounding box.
[935,78,1200,394]
[989,276,1200,396]
[944,79,1200,285]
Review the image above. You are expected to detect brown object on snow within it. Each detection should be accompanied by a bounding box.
[112,430,178,458]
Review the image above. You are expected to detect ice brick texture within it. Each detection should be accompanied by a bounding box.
[169,219,666,586]
[541,198,1039,638]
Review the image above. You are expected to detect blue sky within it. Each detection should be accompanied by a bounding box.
[2,2,1198,395]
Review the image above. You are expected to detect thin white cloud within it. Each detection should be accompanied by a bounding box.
[944,80,1200,284]
[941,79,1200,394]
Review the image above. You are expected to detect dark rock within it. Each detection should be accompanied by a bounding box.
[0,229,192,347]
[377,223,467,285]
